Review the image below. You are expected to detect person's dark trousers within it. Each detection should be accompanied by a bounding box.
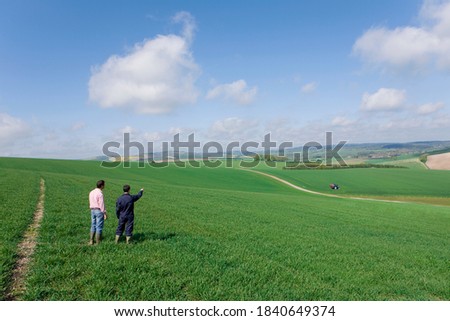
[116,214,134,237]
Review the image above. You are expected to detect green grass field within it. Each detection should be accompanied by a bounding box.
[0,168,41,300]
[0,157,449,300]
[253,160,450,205]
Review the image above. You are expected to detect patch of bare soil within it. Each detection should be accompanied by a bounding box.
[426,152,450,170]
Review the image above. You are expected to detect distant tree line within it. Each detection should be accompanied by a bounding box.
[253,154,289,162]
[283,163,406,170]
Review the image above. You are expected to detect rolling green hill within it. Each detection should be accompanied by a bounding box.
[0,157,448,300]
[253,162,450,205]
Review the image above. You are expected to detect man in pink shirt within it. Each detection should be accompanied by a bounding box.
[89,180,107,245]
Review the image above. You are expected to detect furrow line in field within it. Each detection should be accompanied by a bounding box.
[5,178,46,300]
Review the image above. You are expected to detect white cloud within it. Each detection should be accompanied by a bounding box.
[88,11,200,114]
[353,27,440,71]
[417,101,445,114]
[353,0,450,71]
[107,125,195,149]
[430,113,450,127]
[120,125,136,135]
[380,118,424,130]
[0,113,30,145]
[331,116,356,127]
[301,81,317,93]
[71,121,86,131]
[206,80,258,105]
[361,88,406,111]
[172,11,196,42]
[143,131,161,142]
[149,126,194,142]
[209,117,259,140]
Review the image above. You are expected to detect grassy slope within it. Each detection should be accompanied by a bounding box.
[365,155,428,170]
[0,158,449,300]
[253,162,450,205]
[0,168,40,299]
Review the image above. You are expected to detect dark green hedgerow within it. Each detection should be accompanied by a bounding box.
[283,163,406,170]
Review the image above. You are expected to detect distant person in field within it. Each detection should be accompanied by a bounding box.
[88,179,107,245]
[115,185,144,244]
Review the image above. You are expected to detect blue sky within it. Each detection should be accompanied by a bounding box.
[1,0,450,158]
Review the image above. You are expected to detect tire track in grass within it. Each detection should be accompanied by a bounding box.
[5,178,45,300]
[247,170,409,204]
[250,170,450,207]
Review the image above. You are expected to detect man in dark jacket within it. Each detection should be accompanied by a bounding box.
[115,184,144,244]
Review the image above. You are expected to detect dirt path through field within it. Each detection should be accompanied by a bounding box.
[426,152,450,170]
[5,178,45,300]
[249,170,408,204]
